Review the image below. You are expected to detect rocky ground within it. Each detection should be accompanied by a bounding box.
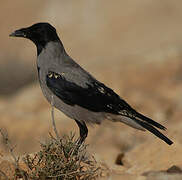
[1,0,182,179]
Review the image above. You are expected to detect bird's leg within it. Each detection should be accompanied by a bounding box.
[74,120,88,144]
[51,95,60,139]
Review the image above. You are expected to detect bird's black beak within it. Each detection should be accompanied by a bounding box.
[9,29,27,38]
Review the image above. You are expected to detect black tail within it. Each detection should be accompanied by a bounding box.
[134,118,173,145]
[135,111,166,130]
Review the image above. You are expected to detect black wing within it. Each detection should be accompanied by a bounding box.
[46,71,129,114]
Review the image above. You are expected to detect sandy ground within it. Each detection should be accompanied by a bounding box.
[1,1,182,179]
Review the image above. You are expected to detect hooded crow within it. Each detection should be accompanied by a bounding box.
[10,23,173,145]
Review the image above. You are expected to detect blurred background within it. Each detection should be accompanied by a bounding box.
[1,0,182,176]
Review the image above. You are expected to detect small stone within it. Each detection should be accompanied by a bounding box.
[167,165,182,174]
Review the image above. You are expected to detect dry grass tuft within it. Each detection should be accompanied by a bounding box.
[21,133,102,179]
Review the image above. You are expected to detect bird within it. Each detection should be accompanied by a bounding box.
[10,22,173,145]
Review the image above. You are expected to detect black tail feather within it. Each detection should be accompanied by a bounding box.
[134,118,173,145]
[135,112,166,130]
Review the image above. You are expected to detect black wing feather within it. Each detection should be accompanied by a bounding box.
[46,71,126,113]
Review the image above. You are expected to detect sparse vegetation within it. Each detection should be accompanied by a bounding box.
[22,133,102,179]
[0,129,106,180]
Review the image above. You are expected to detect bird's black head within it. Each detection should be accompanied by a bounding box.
[10,23,61,55]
